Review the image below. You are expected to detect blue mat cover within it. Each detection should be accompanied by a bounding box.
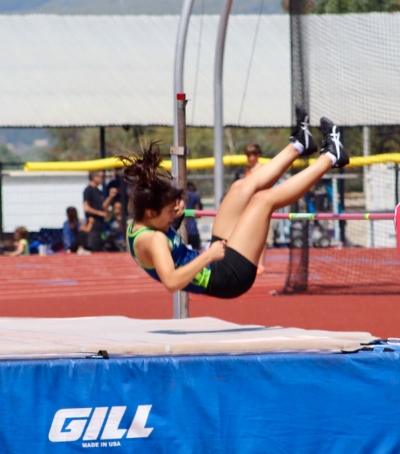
[1,345,399,453]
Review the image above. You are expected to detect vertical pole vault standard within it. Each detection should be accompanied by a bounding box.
[172,0,195,319]
[214,0,233,209]
[173,0,195,157]
[171,94,189,319]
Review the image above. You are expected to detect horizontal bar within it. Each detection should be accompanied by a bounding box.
[24,153,400,172]
[184,210,394,221]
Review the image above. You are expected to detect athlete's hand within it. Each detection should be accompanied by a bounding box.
[174,199,185,218]
[207,240,227,261]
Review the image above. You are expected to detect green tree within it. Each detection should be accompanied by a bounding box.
[47,125,292,162]
[0,144,22,167]
[313,0,400,13]
[282,0,400,13]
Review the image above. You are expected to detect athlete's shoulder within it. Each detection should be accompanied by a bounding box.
[128,220,153,236]
[152,229,168,239]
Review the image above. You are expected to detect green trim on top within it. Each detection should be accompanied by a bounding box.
[127,223,155,271]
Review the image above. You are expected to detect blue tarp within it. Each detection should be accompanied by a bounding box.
[1,347,400,453]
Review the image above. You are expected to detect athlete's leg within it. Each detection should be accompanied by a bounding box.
[226,116,349,265]
[227,155,333,264]
[212,105,317,240]
[212,143,298,241]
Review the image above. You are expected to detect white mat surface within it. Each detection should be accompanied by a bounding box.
[0,316,379,358]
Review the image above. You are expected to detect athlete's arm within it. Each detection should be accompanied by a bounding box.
[149,232,226,293]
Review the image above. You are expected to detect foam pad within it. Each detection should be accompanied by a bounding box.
[0,316,379,358]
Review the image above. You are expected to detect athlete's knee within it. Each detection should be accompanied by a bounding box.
[250,190,276,212]
[230,178,246,191]
[228,178,254,197]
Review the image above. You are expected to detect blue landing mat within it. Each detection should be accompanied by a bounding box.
[1,345,400,453]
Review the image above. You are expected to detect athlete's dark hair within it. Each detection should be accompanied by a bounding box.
[118,141,183,221]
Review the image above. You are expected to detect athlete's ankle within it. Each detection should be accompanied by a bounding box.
[291,139,304,154]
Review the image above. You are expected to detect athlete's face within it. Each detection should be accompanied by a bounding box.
[153,201,177,232]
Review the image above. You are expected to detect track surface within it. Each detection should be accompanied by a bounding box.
[1,252,399,339]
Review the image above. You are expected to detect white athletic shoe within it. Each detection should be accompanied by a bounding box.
[77,248,92,255]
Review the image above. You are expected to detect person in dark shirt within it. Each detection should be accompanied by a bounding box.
[83,171,107,252]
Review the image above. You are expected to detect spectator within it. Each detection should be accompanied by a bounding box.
[103,200,126,252]
[106,170,122,201]
[83,171,107,252]
[186,182,203,250]
[63,206,94,254]
[244,142,263,176]
[4,226,29,256]
[244,142,266,274]
[103,186,118,213]
[106,170,129,214]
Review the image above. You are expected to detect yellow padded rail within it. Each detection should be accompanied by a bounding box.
[24,153,400,172]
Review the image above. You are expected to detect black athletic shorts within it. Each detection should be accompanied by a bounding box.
[205,235,257,299]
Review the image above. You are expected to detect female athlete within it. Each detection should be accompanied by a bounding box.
[120,106,349,298]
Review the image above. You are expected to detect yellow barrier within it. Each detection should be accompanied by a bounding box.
[24,155,252,171]
[24,153,400,172]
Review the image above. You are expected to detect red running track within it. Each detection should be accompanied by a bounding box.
[0,252,399,339]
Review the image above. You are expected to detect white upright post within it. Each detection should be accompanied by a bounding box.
[172,0,195,319]
[214,0,233,209]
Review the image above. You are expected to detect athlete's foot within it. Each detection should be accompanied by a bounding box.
[290,104,317,157]
[319,117,349,168]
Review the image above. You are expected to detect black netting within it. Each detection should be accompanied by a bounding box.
[286,0,400,294]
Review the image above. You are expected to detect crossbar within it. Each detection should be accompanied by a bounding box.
[184,210,394,221]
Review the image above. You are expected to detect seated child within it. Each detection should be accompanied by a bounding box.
[4,226,30,256]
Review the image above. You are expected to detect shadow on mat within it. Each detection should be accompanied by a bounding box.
[150,327,281,335]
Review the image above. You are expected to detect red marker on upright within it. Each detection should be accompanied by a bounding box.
[395,203,400,259]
